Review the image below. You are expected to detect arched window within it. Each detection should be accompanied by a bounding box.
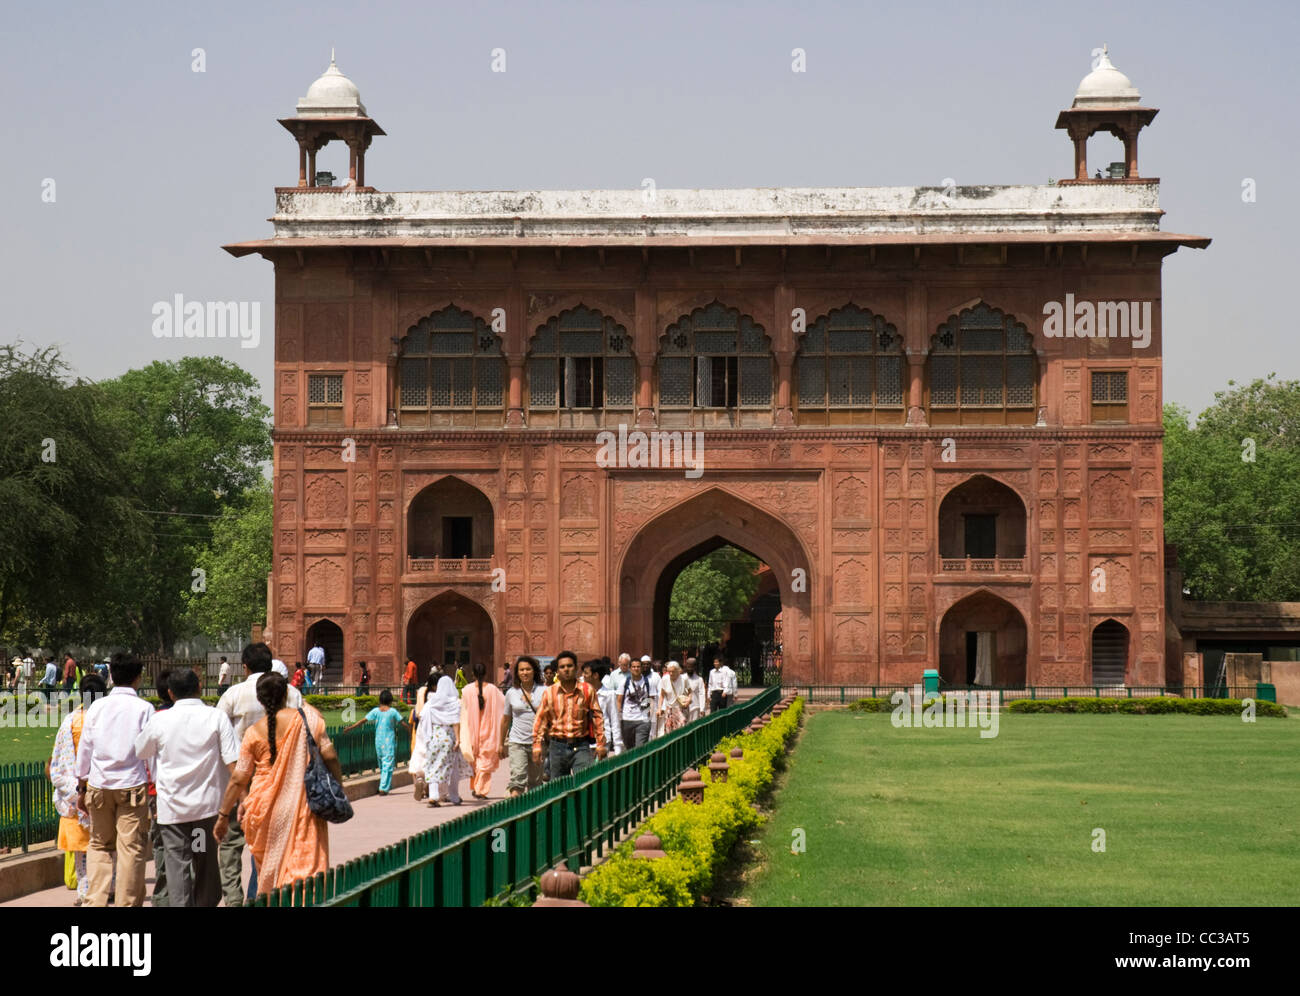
[659,302,772,425]
[527,306,635,426]
[796,305,905,425]
[927,304,1036,425]
[398,306,504,427]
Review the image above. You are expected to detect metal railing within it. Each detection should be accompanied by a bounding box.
[782,684,1274,704]
[0,762,58,853]
[257,686,781,907]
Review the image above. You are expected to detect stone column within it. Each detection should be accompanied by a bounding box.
[297,141,308,187]
[634,284,656,428]
[774,350,794,427]
[1124,126,1139,178]
[505,283,526,428]
[308,147,317,186]
[905,351,926,426]
[505,360,525,428]
[1071,127,1089,181]
[773,283,796,427]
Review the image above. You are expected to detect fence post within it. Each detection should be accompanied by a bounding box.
[20,772,31,854]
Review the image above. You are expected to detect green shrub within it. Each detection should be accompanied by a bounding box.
[305,693,411,715]
[1005,696,1287,718]
[847,697,893,712]
[581,698,804,907]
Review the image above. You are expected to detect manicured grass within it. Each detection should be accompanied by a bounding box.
[742,710,1300,906]
[0,708,358,765]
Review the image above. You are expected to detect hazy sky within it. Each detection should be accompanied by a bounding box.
[3,0,1295,416]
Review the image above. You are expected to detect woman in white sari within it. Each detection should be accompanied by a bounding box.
[416,663,470,806]
[658,661,688,734]
[408,669,438,801]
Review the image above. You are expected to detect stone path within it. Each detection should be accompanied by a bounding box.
[2,764,510,907]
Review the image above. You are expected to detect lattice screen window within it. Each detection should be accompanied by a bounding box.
[399,306,504,411]
[927,305,1036,421]
[307,373,344,427]
[659,302,771,409]
[528,307,634,409]
[1091,370,1129,423]
[796,305,904,419]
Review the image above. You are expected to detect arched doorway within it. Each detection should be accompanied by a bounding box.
[617,487,813,681]
[938,475,1027,564]
[1091,619,1130,686]
[659,543,782,686]
[408,477,495,561]
[405,591,495,681]
[937,591,1027,687]
[304,619,344,686]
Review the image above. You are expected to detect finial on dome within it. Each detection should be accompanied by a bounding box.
[330,47,336,66]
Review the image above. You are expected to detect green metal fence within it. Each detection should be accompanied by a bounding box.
[329,722,412,777]
[258,686,781,907]
[783,684,1271,704]
[0,761,59,853]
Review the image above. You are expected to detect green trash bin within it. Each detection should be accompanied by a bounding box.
[1255,682,1276,703]
[923,669,940,695]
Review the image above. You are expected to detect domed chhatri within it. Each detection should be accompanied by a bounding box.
[1054,44,1157,183]
[278,50,384,190]
[297,49,367,118]
[1072,44,1141,107]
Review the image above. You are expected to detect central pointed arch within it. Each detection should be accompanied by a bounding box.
[616,487,814,680]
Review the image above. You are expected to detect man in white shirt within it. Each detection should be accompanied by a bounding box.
[216,656,232,696]
[721,658,738,708]
[603,653,631,694]
[683,657,706,722]
[134,667,239,907]
[617,658,654,750]
[307,642,326,681]
[708,656,728,712]
[74,652,156,907]
[646,658,663,739]
[214,643,302,906]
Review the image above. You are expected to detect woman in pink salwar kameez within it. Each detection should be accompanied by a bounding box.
[460,661,505,800]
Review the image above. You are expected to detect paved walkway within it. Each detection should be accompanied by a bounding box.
[3,764,510,908]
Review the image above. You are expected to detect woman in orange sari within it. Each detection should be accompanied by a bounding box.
[459,661,505,800]
[213,673,342,896]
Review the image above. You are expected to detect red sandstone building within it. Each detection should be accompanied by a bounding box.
[227,50,1209,688]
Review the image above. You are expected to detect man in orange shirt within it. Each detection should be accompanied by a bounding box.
[402,659,418,704]
[531,651,605,777]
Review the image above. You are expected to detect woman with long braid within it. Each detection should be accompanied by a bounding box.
[214,673,342,896]
[459,661,505,800]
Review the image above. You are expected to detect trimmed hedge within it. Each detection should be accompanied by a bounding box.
[304,693,412,715]
[847,697,895,713]
[1005,696,1288,717]
[580,698,804,907]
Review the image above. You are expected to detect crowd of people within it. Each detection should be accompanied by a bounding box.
[44,643,740,907]
[375,651,740,804]
[9,652,109,695]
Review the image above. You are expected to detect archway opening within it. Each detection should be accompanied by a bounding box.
[938,591,1027,687]
[659,542,782,687]
[407,477,495,561]
[938,475,1027,562]
[617,487,812,682]
[1091,619,1130,685]
[304,619,344,687]
[405,591,495,682]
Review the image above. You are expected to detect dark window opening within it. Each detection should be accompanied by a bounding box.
[963,514,997,559]
[443,516,473,558]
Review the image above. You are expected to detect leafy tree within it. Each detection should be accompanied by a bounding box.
[0,344,140,648]
[185,477,272,641]
[1164,375,1300,600]
[669,546,763,642]
[95,357,271,651]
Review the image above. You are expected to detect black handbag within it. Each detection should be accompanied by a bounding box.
[297,707,354,824]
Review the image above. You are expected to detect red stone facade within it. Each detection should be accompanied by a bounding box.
[260,243,1180,686]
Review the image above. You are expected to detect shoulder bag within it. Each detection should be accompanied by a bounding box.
[297,707,354,824]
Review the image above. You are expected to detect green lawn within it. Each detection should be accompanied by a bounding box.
[0,708,359,766]
[741,710,1300,906]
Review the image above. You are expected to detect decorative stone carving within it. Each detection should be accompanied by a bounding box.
[304,557,345,605]
[561,474,596,518]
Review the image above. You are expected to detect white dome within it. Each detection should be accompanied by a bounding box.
[1072,45,1141,107]
[296,52,367,117]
